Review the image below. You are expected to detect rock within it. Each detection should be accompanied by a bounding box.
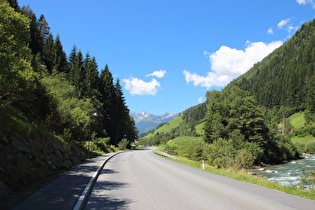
[258,168,265,171]
[291,161,297,164]
[63,160,73,168]
[0,180,11,198]
[265,170,274,173]
[32,158,45,167]
[11,137,31,153]
[0,167,5,175]
[27,138,43,151]
[52,149,64,161]
[248,172,256,175]
[0,131,9,145]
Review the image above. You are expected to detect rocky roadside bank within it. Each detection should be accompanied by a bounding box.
[0,129,86,206]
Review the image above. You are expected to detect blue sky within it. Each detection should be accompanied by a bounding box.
[18,0,315,115]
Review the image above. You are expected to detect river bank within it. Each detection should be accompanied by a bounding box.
[252,155,315,188]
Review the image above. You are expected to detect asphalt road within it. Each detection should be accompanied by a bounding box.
[85,149,315,210]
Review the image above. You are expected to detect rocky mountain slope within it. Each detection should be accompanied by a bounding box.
[130,111,177,134]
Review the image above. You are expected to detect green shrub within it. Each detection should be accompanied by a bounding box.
[305,141,315,154]
[295,142,306,153]
[118,138,129,150]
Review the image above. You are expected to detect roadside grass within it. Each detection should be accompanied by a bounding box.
[155,153,315,201]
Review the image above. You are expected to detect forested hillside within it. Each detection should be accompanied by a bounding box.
[143,19,315,167]
[230,19,315,121]
[1,0,137,146]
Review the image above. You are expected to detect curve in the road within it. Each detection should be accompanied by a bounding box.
[84,149,315,210]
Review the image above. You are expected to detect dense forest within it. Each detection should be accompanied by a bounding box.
[230,19,315,122]
[0,0,138,148]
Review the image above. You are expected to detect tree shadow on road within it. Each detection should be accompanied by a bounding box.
[84,180,131,209]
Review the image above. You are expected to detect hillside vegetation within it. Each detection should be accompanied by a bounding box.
[230,19,315,121]
[0,0,137,199]
[142,19,315,170]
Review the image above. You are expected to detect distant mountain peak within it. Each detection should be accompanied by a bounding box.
[130,111,177,134]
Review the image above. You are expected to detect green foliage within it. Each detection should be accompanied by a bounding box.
[305,141,315,154]
[1,0,138,152]
[295,142,306,153]
[118,138,129,150]
[299,164,315,192]
[0,0,32,102]
[203,86,299,164]
[230,19,315,116]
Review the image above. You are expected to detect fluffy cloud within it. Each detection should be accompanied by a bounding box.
[267,28,273,35]
[278,18,299,36]
[278,18,291,28]
[123,77,160,96]
[198,97,203,103]
[184,40,283,89]
[146,70,167,78]
[296,0,315,8]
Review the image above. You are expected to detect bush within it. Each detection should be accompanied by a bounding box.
[234,149,255,170]
[118,138,129,150]
[95,137,111,152]
[295,142,306,153]
[179,143,203,161]
[305,141,315,154]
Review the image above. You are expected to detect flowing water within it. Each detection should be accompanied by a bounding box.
[252,155,315,188]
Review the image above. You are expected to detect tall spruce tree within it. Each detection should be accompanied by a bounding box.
[99,64,116,142]
[53,35,68,74]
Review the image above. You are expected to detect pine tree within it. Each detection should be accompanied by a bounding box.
[99,64,116,142]
[42,33,55,73]
[53,35,68,74]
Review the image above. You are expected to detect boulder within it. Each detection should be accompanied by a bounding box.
[11,137,31,153]
[248,172,256,175]
[265,170,275,173]
[0,180,11,198]
[0,131,9,145]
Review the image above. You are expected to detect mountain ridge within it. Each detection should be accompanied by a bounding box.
[130,111,177,134]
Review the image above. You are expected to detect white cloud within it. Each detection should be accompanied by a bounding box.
[278,18,291,28]
[123,77,160,96]
[267,28,273,35]
[198,97,203,103]
[297,0,307,4]
[296,0,315,8]
[184,40,283,89]
[277,18,299,37]
[146,70,167,78]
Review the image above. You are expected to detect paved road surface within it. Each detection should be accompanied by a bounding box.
[13,152,121,210]
[85,149,315,210]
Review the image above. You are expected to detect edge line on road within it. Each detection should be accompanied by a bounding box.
[73,151,124,210]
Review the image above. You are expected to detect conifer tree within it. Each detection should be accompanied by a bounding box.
[53,35,68,74]
[42,33,55,73]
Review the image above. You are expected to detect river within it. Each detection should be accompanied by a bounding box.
[252,155,315,188]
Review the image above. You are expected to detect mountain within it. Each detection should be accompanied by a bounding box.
[130,111,177,134]
[229,19,315,115]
